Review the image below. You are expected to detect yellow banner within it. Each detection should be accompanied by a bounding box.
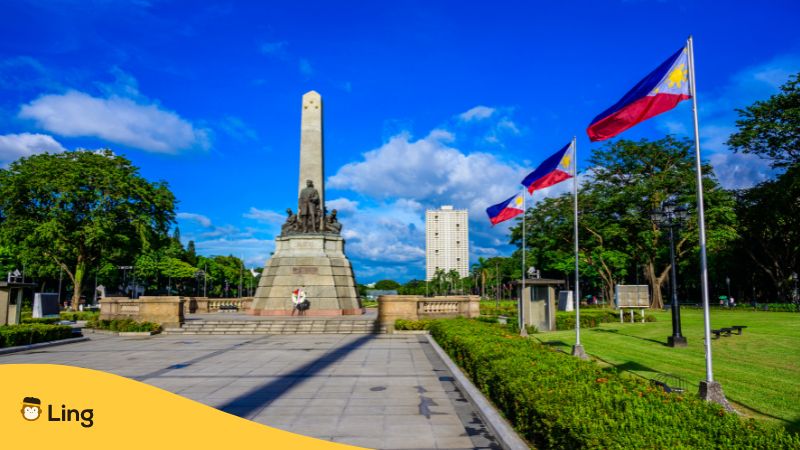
[0,364,366,450]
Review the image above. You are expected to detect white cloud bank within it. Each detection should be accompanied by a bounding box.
[18,66,210,156]
[0,133,66,163]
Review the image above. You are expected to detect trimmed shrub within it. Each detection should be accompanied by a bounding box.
[0,324,74,348]
[61,311,100,321]
[394,319,435,330]
[86,318,161,333]
[555,310,655,330]
[479,300,517,317]
[21,317,62,324]
[430,318,800,449]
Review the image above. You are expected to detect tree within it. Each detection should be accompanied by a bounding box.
[727,72,800,168]
[0,150,176,305]
[374,279,401,290]
[734,166,800,300]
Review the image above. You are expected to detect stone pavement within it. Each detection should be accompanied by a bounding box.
[1,333,501,450]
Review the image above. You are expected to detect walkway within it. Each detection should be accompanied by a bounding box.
[1,333,501,450]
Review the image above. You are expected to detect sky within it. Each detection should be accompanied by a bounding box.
[1,0,798,283]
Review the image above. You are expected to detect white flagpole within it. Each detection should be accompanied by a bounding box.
[688,36,729,406]
[571,137,586,358]
[520,190,528,336]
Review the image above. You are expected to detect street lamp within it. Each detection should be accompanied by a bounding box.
[651,200,689,347]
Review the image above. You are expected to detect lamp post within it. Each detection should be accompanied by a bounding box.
[651,200,689,347]
[792,272,798,303]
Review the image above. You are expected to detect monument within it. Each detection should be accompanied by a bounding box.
[249,91,362,316]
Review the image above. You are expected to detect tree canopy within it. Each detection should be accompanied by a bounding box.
[0,150,175,303]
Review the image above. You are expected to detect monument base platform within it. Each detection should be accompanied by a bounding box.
[249,234,362,317]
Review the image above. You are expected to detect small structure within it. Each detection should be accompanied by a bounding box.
[615,285,650,323]
[100,296,185,328]
[1,280,37,325]
[33,293,60,318]
[515,278,563,332]
[558,290,574,312]
[377,295,479,332]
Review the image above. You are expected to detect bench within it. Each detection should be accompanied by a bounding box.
[731,325,747,335]
[711,328,733,338]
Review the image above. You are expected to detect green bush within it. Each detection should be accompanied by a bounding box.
[475,315,499,324]
[479,300,518,317]
[394,319,435,330]
[86,318,161,333]
[21,317,62,324]
[61,311,100,321]
[0,324,74,348]
[430,318,800,449]
[555,310,656,330]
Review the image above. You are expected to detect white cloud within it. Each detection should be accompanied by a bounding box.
[19,89,210,153]
[326,197,359,213]
[176,212,212,228]
[243,207,285,224]
[0,133,66,163]
[708,152,774,190]
[336,199,426,264]
[194,238,274,268]
[329,130,526,220]
[459,106,495,121]
[218,115,257,141]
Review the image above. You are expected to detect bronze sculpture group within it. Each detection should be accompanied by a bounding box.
[281,180,342,235]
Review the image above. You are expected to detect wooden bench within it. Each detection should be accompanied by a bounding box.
[731,325,748,335]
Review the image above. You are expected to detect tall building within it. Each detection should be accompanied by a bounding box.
[425,205,469,281]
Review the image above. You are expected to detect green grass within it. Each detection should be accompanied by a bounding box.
[537,308,800,432]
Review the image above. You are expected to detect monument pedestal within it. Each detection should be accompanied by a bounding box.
[250,234,363,316]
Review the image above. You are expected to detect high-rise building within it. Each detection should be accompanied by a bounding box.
[425,205,469,281]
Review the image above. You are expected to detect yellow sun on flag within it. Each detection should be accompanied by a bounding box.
[667,63,687,89]
[561,154,572,168]
[514,196,523,207]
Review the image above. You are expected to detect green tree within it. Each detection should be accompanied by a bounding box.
[727,72,800,168]
[374,279,401,290]
[0,150,175,305]
[734,166,800,299]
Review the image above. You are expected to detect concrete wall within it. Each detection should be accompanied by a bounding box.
[377,295,479,332]
[100,296,184,328]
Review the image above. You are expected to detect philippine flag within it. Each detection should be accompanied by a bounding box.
[486,191,525,226]
[587,46,691,142]
[521,142,574,194]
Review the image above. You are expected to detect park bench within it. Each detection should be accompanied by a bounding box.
[711,328,733,338]
[731,325,747,335]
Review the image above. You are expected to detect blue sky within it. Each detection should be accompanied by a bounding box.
[1,0,798,282]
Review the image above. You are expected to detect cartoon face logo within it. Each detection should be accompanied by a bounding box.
[21,397,42,421]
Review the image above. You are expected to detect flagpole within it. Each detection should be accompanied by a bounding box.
[571,137,587,359]
[687,35,730,408]
[520,190,528,336]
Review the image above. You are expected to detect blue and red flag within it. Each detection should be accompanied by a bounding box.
[486,191,525,225]
[587,46,691,142]
[520,142,574,194]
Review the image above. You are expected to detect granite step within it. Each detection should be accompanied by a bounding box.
[163,319,386,335]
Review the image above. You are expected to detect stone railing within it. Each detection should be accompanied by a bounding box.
[183,297,253,314]
[377,295,479,332]
[100,296,184,328]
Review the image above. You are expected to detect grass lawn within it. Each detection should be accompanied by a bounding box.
[536,308,800,432]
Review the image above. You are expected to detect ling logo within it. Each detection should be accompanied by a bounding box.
[20,396,94,428]
[21,397,42,421]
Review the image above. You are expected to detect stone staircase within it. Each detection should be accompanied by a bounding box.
[163,319,386,335]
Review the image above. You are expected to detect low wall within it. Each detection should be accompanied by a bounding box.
[183,297,253,314]
[100,296,184,328]
[377,295,479,332]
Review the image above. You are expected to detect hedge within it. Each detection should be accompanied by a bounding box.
[86,318,161,333]
[430,318,799,449]
[0,324,74,348]
[555,310,655,330]
[394,319,435,330]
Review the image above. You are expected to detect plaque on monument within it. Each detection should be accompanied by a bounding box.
[250,91,362,316]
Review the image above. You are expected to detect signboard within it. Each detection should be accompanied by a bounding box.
[33,293,60,318]
[615,285,650,308]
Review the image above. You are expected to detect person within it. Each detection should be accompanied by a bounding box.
[729,297,735,307]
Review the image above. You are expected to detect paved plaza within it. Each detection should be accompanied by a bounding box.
[1,333,501,450]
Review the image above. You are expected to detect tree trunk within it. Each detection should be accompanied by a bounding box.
[71,258,86,309]
[645,262,664,309]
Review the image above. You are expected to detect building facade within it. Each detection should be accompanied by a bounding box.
[425,205,469,281]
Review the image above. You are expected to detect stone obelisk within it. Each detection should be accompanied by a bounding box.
[249,91,362,316]
[299,91,324,209]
